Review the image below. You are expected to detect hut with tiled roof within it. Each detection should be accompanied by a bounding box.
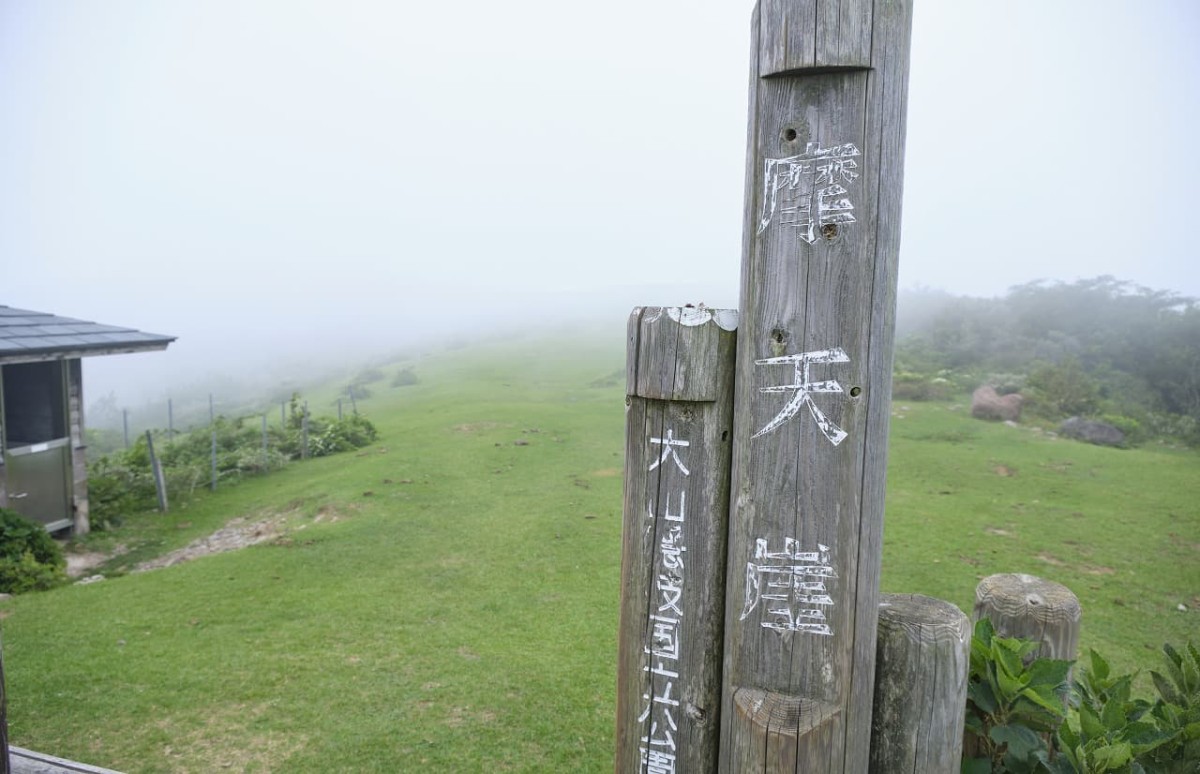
[0,306,174,534]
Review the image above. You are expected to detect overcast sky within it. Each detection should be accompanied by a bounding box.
[2,1,1198,401]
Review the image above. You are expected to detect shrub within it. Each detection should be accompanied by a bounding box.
[391,367,419,387]
[892,371,954,401]
[964,620,1200,772]
[0,508,67,593]
[1026,359,1100,419]
[353,367,385,385]
[1098,414,1146,447]
[963,618,1071,773]
[85,395,380,525]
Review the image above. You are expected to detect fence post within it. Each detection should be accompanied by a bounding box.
[869,594,970,773]
[261,414,269,471]
[301,402,309,459]
[145,431,169,513]
[719,1,913,771]
[168,398,174,445]
[210,429,217,492]
[122,409,129,449]
[973,574,1081,662]
[616,306,737,774]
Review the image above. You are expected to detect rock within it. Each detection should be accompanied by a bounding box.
[1059,417,1125,447]
[75,575,106,585]
[971,385,1023,422]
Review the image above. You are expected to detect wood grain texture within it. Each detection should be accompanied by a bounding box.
[870,594,970,774]
[720,1,912,772]
[617,307,737,774]
[973,574,1082,662]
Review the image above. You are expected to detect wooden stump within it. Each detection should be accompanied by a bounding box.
[973,574,1081,661]
[869,594,970,774]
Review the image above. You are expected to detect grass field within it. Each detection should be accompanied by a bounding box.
[1,328,1196,772]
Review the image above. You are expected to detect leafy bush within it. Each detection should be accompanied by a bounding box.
[896,278,1200,446]
[892,371,955,401]
[353,367,385,385]
[964,620,1200,772]
[1098,414,1146,447]
[1026,359,1100,419]
[0,508,67,593]
[964,618,1072,773]
[391,367,419,387]
[85,395,379,527]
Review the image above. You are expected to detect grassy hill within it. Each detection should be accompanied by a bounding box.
[1,328,1195,772]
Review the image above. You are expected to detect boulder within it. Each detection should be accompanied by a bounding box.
[971,385,1023,422]
[1059,417,1125,447]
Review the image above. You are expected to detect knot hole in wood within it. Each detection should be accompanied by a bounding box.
[770,327,789,356]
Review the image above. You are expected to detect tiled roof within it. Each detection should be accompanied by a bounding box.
[0,305,175,362]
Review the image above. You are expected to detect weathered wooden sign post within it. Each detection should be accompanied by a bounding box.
[719,1,912,772]
[617,306,738,773]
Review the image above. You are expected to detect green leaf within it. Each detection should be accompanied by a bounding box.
[961,757,992,774]
[1029,658,1074,690]
[1018,686,1068,719]
[1034,748,1076,774]
[1090,648,1112,682]
[1162,645,1188,693]
[1181,644,1200,694]
[1101,696,1127,732]
[1080,702,1106,740]
[974,617,996,646]
[1151,670,1183,706]
[1123,722,1177,757]
[1107,673,1135,705]
[968,679,998,715]
[990,723,1047,761]
[1058,715,1081,750]
[1091,740,1132,770]
[995,638,1027,680]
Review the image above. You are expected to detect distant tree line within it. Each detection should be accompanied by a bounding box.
[894,276,1200,446]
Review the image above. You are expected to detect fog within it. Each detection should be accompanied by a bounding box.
[2,1,1197,407]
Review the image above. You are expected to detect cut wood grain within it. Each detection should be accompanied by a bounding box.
[973,573,1082,661]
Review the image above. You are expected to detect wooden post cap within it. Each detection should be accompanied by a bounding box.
[973,573,1082,661]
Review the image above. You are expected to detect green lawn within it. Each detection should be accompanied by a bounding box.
[1,330,1196,771]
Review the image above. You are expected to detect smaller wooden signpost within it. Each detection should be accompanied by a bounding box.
[616,306,737,774]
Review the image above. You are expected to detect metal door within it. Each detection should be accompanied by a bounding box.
[4,440,72,531]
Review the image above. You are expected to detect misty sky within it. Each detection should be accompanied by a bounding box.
[2,1,1198,401]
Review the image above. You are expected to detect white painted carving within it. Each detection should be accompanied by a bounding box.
[740,538,836,636]
[758,142,860,244]
[648,429,690,475]
[666,306,739,331]
[753,347,850,444]
[640,428,691,773]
